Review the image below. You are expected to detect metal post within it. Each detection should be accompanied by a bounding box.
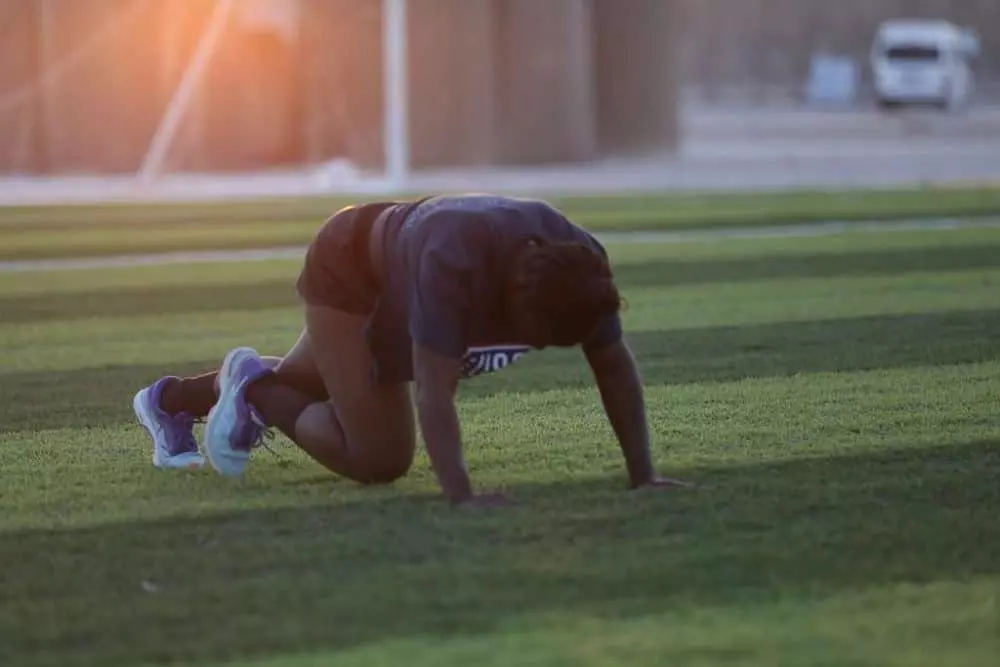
[37,0,56,173]
[383,0,409,186]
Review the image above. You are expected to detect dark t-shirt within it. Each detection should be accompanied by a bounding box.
[366,195,622,383]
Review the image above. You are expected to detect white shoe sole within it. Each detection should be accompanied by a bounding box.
[203,348,257,477]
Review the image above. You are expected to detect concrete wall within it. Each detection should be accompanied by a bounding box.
[0,0,177,174]
[312,0,678,169]
[493,0,598,164]
[0,0,679,174]
[308,0,679,168]
[594,0,679,155]
[0,1,44,174]
[2,0,998,175]
[408,0,497,168]
[299,0,383,169]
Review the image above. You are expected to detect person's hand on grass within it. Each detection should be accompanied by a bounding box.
[631,476,695,490]
[453,491,511,508]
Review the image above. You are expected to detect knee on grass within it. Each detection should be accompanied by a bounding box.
[296,407,414,484]
[353,455,413,485]
[310,441,413,485]
[342,434,415,485]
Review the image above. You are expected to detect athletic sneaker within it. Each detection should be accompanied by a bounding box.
[203,347,272,477]
[133,376,205,470]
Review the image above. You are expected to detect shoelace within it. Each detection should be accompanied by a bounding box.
[250,426,286,461]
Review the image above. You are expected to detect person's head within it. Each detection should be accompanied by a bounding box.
[505,239,622,348]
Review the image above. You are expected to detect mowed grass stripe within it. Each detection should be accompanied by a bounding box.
[3,240,1000,324]
[0,221,321,262]
[0,258,303,296]
[3,226,1000,297]
[2,267,998,374]
[0,281,302,324]
[2,186,1000,260]
[0,308,302,376]
[0,186,996,229]
[4,308,999,434]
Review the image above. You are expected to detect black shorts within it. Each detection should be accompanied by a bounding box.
[296,204,388,314]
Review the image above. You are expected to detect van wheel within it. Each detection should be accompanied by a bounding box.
[877,98,900,111]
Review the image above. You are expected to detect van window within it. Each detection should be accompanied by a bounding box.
[884,45,941,62]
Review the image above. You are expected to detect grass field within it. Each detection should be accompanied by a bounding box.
[1,199,999,667]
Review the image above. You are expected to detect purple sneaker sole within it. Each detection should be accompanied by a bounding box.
[133,382,205,470]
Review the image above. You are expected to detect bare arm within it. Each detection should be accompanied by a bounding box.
[412,343,474,504]
[584,339,657,486]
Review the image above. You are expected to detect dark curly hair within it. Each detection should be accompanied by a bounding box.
[507,240,622,347]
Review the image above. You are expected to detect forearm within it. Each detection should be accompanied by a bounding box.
[591,346,656,486]
[416,394,473,503]
[603,374,655,485]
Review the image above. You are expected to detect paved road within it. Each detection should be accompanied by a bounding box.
[3,217,999,274]
[683,106,1000,141]
[1,106,998,206]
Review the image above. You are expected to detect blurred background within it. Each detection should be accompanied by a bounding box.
[0,0,997,199]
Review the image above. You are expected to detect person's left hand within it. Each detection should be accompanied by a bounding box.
[631,476,695,490]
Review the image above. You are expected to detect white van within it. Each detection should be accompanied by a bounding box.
[871,19,980,110]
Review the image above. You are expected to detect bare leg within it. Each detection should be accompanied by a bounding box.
[246,305,415,484]
[138,333,327,471]
[156,344,322,420]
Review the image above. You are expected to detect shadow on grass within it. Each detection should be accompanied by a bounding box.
[3,242,1000,324]
[2,441,997,667]
[3,309,999,434]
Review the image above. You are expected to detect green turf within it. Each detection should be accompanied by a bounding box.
[1,185,999,260]
[1,224,999,667]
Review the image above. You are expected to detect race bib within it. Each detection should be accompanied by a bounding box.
[462,345,531,378]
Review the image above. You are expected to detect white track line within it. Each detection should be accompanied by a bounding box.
[2,217,1000,274]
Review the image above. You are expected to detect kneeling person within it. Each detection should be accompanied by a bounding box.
[134,194,686,505]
